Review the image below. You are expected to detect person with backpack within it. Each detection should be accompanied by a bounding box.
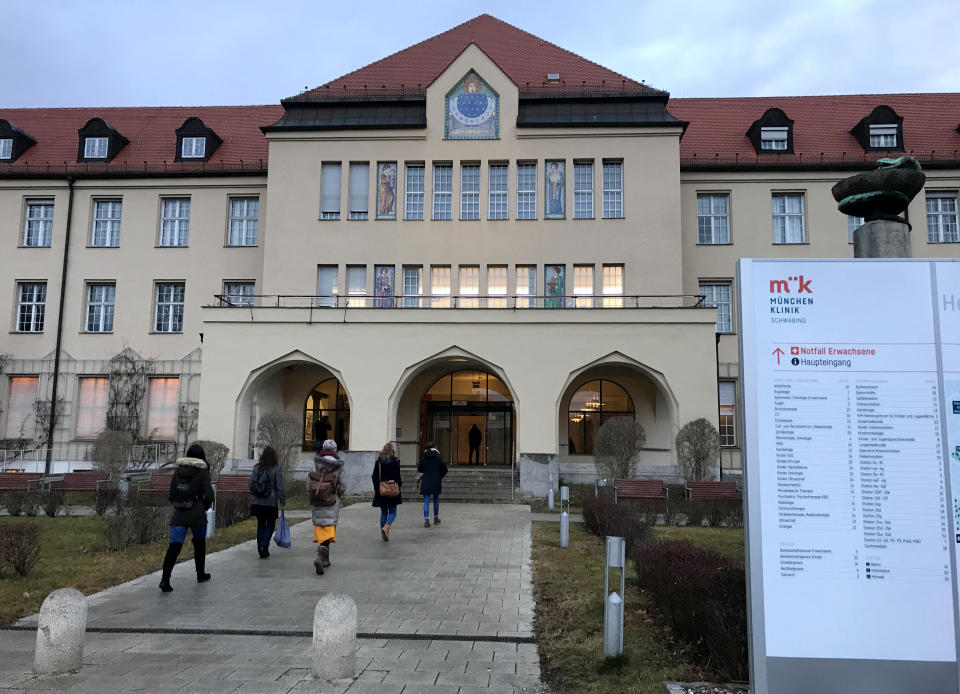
[418,441,447,528]
[371,442,402,541]
[249,446,286,559]
[309,439,345,575]
[159,443,215,592]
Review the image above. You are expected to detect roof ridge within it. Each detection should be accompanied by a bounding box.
[671,92,960,102]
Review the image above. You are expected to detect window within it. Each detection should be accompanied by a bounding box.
[459,265,479,308]
[573,162,594,219]
[404,164,425,220]
[460,164,480,220]
[772,193,805,244]
[927,193,959,243]
[0,138,11,159]
[848,215,865,244]
[92,200,121,247]
[868,124,898,149]
[719,381,737,447]
[181,137,206,158]
[348,163,369,220]
[85,283,115,332]
[223,282,255,307]
[76,377,108,439]
[488,163,508,220]
[228,198,258,246]
[5,376,38,439]
[567,380,634,455]
[602,161,623,219]
[487,265,507,308]
[305,378,351,452]
[700,282,733,333]
[573,265,594,308]
[154,283,184,333]
[147,377,179,440]
[160,198,190,246]
[16,282,46,332]
[697,194,730,244]
[432,164,452,220]
[516,266,536,308]
[760,127,788,150]
[23,199,53,247]
[602,264,623,308]
[83,137,108,158]
[402,266,422,308]
[346,265,367,307]
[431,266,451,307]
[317,265,337,308]
[517,163,536,219]
[321,163,342,220]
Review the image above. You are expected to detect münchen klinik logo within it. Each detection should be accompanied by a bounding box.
[768,274,813,324]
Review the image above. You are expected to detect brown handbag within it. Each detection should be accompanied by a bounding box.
[378,460,400,498]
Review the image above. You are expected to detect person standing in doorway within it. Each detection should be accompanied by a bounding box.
[468,424,483,465]
[372,442,402,541]
[159,443,215,592]
[310,439,345,575]
[249,446,286,559]
[418,441,447,527]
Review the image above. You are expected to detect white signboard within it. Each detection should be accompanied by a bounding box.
[739,259,960,694]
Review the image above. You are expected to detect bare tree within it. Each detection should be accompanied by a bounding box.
[176,405,199,456]
[33,397,65,449]
[106,349,154,438]
[675,418,721,481]
[594,417,646,481]
[90,429,135,475]
[256,412,302,478]
[193,440,229,480]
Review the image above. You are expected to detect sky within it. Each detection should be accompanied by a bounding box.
[4,0,958,108]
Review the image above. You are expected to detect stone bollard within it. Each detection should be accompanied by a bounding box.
[34,588,87,674]
[312,593,357,680]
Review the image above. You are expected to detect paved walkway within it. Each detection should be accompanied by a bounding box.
[0,503,543,693]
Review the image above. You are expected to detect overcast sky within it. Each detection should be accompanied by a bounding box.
[4,0,958,108]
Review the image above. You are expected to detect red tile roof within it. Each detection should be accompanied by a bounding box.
[290,14,660,101]
[669,93,960,167]
[0,105,282,176]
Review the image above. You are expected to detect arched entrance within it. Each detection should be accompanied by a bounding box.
[421,370,514,466]
[566,379,634,454]
[303,379,350,452]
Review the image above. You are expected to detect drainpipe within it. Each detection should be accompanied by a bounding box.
[715,332,722,480]
[45,175,75,474]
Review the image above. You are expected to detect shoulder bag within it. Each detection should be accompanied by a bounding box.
[378,459,400,498]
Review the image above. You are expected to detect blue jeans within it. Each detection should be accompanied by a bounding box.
[379,505,397,528]
[170,524,206,543]
[423,495,439,518]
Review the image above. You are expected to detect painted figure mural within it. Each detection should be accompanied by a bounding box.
[545,265,565,308]
[375,265,395,308]
[545,160,565,218]
[445,71,499,140]
[377,162,397,219]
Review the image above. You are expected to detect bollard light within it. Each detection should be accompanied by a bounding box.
[560,485,569,502]
[603,536,626,659]
[559,485,570,548]
[547,487,554,510]
[595,478,607,497]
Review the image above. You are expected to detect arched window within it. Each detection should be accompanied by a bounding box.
[304,379,350,451]
[567,380,634,455]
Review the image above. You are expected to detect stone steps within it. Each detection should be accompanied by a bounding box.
[397,467,520,503]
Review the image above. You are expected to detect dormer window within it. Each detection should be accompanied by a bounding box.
[746,108,794,155]
[77,118,128,162]
[174,117,221,163]
[181,137,206,158]
[0,120,37,163]
[868,124,898,149]
[0,138,11,159]
[84,137,108,158]
[851,106,904,152]
[760,127,788,151]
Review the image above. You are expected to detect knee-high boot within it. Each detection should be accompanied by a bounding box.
[192,536,211,582]
[159,541,182,592]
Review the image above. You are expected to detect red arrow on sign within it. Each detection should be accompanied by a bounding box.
[772,347,785,364]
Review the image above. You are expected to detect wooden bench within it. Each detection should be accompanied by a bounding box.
[43,471,114,493]
[0,472,43,491]
[614,479,667,502]
[142,473,173,496]
[685,480,740,502]
[214,474,251,497]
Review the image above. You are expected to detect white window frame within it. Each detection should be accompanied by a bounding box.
[700,281,733,334]
[602,264,623,308]
[601,161,623,219]
[573,264,594,308]
[927,192,959,244]
[772,193,805,244]
[348,163,370,220]
[488,163,508,220]
[84,137,108,159]
[154,282,185,333]
[460,164,480,220]
[516,163,537,220]
[719,381,737,447]
[181,137,206,159]
[320,163,342,220]
[92,199,122,247]
[868,124,898,149]
[487,265,507,308]
[159,198,190,247]
[516,266,536,308]
[760,126,788,151]
[404,164,425,221]
[228,197,259,246]
[848,215,865,244]
[316,265,337,308]
[573,162,594,220]
[431,266,451,307]
[85,283,115,332]
[223,281,255,307]
[23,199,53,247]
[402,266,422,308]
[346,265,367,307]
[432,164,452,220]
[697,193,730,244]
[0,138,12,159]
[16,282,46,332]
[458,265,479,308]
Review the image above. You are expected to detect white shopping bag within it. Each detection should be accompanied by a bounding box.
[205,506,215,538]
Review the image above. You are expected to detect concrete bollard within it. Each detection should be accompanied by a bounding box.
[34,588,87,674]
[312,593,357,680]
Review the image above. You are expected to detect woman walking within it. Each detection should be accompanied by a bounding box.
[309,439,345,575]
[249,446,286,559]
[372,442,402,541]
[159,443,215,592]
[417,441,447,527]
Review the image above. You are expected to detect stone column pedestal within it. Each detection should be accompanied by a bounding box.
[853,219,911,258]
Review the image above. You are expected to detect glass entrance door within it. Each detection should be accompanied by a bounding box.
[424,403,514,466]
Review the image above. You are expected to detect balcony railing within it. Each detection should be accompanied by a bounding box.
[211,294,707,310]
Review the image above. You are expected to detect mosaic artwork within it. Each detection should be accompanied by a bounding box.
[545,265,565,308]
[375,265,395,307]
[545,160,565,219]
[376,162,397,219]
[445,71,499,140]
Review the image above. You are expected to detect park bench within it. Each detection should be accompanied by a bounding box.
[613,479,667,503]
[685,480,740,501]
[214,474,251,497]
[42,471,114,493]
[142,473,173,497]
[0,472,44,491]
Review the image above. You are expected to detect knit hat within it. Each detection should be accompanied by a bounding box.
[320,439,338,454]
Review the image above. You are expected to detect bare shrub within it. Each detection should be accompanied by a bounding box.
[90,429,135,475]
[594,417,646,481]
[22,493,40,517]
[256,412,302,478]
[103,513,135,551]
[93,487,121,516]
[40,489,65,517]
[2,491,26,516]
[125,493,170,544]
[0,524,42,577]
[193,440,229,480]
[215,494,249,529]
[675,418,720,481]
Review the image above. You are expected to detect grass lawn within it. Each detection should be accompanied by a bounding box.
[533,521,718,694]
[654,526,745,562]
[0,515,304,623]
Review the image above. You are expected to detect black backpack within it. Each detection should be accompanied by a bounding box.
[171,474,198,510]
[250,465,272,498]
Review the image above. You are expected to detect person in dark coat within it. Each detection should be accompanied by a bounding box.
[372,442,402,541]
[417,441,447,527]
[468,424,483,465]
[249,445,286,559]
[159,443,215,592]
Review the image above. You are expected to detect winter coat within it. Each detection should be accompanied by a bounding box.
[372,456,403,507]
[417,448,447,497]
[168,457,215,527]
[310,452,345,526]
[249,463,286,508]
